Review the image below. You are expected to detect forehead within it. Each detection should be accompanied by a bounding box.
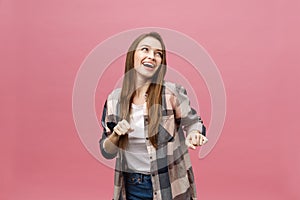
[137,36,162,50]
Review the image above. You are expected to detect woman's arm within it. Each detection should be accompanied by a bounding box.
[99,100,133,158]
[103,131,120,155]
[171,83,208,149]
[103,119,133,155]
[99,100,119,159]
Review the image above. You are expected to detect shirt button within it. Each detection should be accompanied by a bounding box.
[150,156,152,159]
[154,192,157,195]
[146,137,149,140]
[152,174,155,177]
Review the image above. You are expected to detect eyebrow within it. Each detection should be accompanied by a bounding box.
[139,44,162,51]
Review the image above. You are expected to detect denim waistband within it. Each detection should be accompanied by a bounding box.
[124,172,151,183]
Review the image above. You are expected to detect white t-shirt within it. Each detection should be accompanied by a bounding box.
[124,102,150,174]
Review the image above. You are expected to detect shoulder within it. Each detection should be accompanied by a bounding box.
[107,88,121,101]
[105,88,121,114]
[163,81,187,96]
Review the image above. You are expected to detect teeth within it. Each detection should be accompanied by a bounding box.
[143,62,154,68]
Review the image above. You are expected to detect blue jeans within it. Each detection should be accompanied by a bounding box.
[124,172,153,200]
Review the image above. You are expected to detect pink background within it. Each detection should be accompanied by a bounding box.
[1,0,300,199]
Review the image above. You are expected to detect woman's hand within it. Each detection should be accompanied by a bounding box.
[103,119,134,155]
[185,131,208,150]
[113,119,134,136]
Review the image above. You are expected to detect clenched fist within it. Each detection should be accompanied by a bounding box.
[185,131,208,150]
[113,119,134,136]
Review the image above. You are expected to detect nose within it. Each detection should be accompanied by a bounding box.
[147,51,155,60]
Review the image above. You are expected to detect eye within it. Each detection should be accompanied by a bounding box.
[156,52,163,58]
[141,47,149,52]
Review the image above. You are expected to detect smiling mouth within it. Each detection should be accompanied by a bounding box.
[142,62,155,68]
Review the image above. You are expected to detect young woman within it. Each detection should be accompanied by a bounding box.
[99,32,208,200]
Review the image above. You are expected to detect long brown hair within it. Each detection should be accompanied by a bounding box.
[119,32,167,149]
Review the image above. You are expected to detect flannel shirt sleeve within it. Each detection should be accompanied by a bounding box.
[99,100,118,159]
[173,84,206,136]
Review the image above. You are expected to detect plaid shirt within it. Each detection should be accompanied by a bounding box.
[99,81,206,200]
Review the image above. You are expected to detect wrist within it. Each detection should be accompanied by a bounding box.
[189,130,200,135]
[112,131,120,138]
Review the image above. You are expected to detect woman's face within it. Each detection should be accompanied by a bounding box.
[134,36,163,80]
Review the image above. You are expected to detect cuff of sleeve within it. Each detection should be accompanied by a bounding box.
[99,137,118,159]
[186,123,205,136]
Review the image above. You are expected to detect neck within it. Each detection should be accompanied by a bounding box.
[135,77,151,98]
[135,83,150,98]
